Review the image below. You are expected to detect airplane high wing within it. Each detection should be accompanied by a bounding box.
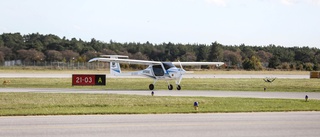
[89,58,162,65]
[172,62,224,66]
[89,55,224,90]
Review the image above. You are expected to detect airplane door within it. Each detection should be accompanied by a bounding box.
[152,65,164,76]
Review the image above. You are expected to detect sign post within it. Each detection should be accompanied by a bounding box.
[72,74,106,86]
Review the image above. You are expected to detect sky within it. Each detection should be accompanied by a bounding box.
[1,0,320,48]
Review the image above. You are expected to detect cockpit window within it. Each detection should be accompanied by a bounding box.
[152,62,175,76]
[162,62,175,70]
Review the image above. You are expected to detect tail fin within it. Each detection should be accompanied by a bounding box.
[102,55,128,75]
[110,61,121,75]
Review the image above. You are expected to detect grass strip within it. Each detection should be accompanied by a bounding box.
[1,78,320,92]
[0,92,319,116]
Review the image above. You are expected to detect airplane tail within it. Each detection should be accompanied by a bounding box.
[102,55,128,75]
[110,61,121,75]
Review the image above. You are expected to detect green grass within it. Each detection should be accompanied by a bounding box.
[1,78,320,92]
[1,92,319,116]
[1,72,319,116]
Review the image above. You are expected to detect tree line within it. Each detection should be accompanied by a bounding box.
[1,32,319,71]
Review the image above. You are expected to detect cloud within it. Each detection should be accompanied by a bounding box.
[205,0,227,6]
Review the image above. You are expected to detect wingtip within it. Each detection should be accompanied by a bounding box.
[88,58,98,63]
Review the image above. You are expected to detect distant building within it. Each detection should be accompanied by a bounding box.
[4,60,22,66]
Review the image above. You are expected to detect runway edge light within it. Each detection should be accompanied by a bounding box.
[194,102,199,110]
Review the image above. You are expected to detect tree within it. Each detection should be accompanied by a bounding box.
[239,44,254,59]
[256,50,272,63]
[17,49,45,62]
[0,51,4,63]
[279,49,294,62]
[61,50,79,62]
[294,47,313,63]
[90,38,104,52]
[2,32,320,70]
[101,49,117,55]
[268,56,281,69]
[0,47,13,60]
[180,51,196,62]
[46,50,63,61]
[165,42,179,61]
[196,44,208,61]
[208,41,223,62]
[70,38,84,53]
[304,63,313,71]
[242,56,262,70]
[41,34,61,47]
[24,33,44,51]
[0,36,4,46]
[280,62,290,70]
[2,33,25,51]
[82,51,98,62]
[132,52,148,60]
[223,50,241,67]
[42,34,63,51]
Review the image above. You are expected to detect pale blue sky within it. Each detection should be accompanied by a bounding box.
[1,0,319,48]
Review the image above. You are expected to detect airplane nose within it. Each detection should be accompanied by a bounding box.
[180,68,186,74]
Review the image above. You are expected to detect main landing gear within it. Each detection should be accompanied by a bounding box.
[168,84,173,90]
[149,79,182,90]
[148,83,181,90]
[177,85,181,90]
[149,84,154,90]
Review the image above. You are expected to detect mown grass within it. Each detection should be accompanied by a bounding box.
[0,92,319,116]
[1,78,320,92]
[1,70,318,115]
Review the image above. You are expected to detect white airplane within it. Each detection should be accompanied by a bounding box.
[88,55,224,90]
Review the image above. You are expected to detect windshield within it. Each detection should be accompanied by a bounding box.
[162,62,175,70]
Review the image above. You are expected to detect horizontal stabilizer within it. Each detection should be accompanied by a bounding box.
[100,55,128,58]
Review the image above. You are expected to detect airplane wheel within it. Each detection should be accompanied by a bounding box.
[168,84,173,90]
[149,84,154,90]
[177,85,181,90]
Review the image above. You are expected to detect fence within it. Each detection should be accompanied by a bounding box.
[2,60,109,70]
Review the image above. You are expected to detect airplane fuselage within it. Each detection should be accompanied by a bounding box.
[129,62,184,81]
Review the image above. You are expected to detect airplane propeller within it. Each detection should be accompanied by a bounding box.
[178,60,186,75]
[175,60,186,90]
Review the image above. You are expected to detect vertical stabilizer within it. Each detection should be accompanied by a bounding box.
[101,55,128,75]
[110,61,121,75]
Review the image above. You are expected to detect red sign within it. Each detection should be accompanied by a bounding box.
[72,74,106,86]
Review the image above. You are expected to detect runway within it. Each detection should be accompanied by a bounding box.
[0,112,319,137]
[1,88,320,100]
